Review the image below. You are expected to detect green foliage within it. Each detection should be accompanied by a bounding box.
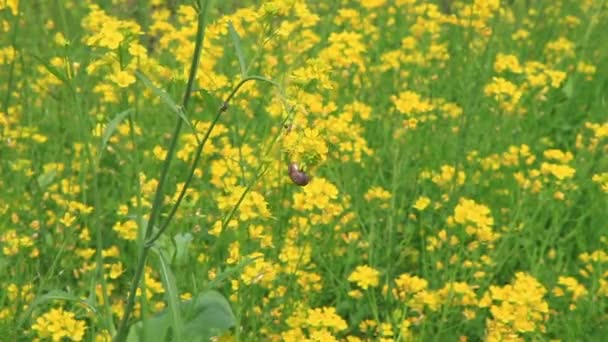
[126,290,236,342]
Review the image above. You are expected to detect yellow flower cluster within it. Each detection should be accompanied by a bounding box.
[348,265,381,290]
[480,272,549,340]
[32,308,87,341]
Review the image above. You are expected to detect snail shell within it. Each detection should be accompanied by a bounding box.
[288,162,311,186]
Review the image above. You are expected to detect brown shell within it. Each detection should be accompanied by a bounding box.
[288,162,311,186]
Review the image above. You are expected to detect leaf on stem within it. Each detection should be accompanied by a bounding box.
[135,70,196,135]
[152,247,184,342]
[101,109,133,154]
[228,21,248,78]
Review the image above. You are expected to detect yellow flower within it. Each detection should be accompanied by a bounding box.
[54,32,69,46]
[483,77,522,112]
[557,276,588,301]
[32,307,87,341]
[393,273,428,300]
[348,265,381,290]
[110,70,136,88]
[108,262,124,279]
[364,186,392,201]
[494,53,523,74]
[543,149,573,163]
[413,196,431,211]
[392,90,434,116]
[540,162,576,180]
[0,0,19,15]
[305,306,348,331]
[359,0,386,9]
[481,272,548,339]
[112,219,138,240]
[453,198,494,229]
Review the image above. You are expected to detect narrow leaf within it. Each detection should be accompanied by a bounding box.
[31,54,69,85]
[228,21,247,77]
[153,247,183,342]
[135,70,195,133]
[101,109,133,153]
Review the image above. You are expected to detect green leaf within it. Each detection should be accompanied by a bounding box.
[127,311,171,342]
[562,77,575,99]
[17,290,97,327]
[228,21,247,78]
[126,290,235,342]
[181,290,236,341]
[31,54,69,85]
[101,109,133,154]
[37,169,57,190]
[152,247,183,342]
[152,233,175,262]
[173,233,193,266]
[195,88,220,111]
[135,70,195,134]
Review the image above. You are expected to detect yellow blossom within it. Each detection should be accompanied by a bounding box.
[32,307,87,341]
[110,70,136,88]
[348,265,381,290]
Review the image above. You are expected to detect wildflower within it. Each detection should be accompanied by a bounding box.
[393,273,428,300]
[544,37,575,59]
[112,219,138,241]
[540,163,576,180]
[364,186,392,201]
[480,272,549,338]
[494,53,523,74]
[32,307,87,341]
[216,186,272,221]
[484,77,522,112]
[453,198,494,229]
[305,306,348,331]
[293,177,340,212]
[555,276,588,301]
[359,0,387,9]
[413,196,431,211]
[54,32,69,46]
[110,70,136,88]
[348,265,381,290]
[392,90,434,116]
[592,173,608,193]
[577,61,596,77]
[108,262,124,279]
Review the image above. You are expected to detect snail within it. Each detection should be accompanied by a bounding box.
[288,162,311,186]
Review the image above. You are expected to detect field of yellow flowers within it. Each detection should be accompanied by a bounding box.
[1,0,608,341]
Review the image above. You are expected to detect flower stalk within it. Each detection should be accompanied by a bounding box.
[113,1,210,340]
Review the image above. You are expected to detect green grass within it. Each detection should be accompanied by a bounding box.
[1,0,608,341]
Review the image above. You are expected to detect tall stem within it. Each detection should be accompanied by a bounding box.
[147,76,276,246]
[113,1,210,340]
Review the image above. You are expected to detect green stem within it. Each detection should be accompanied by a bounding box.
[112,1,210,341]
[146,75,283,247]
